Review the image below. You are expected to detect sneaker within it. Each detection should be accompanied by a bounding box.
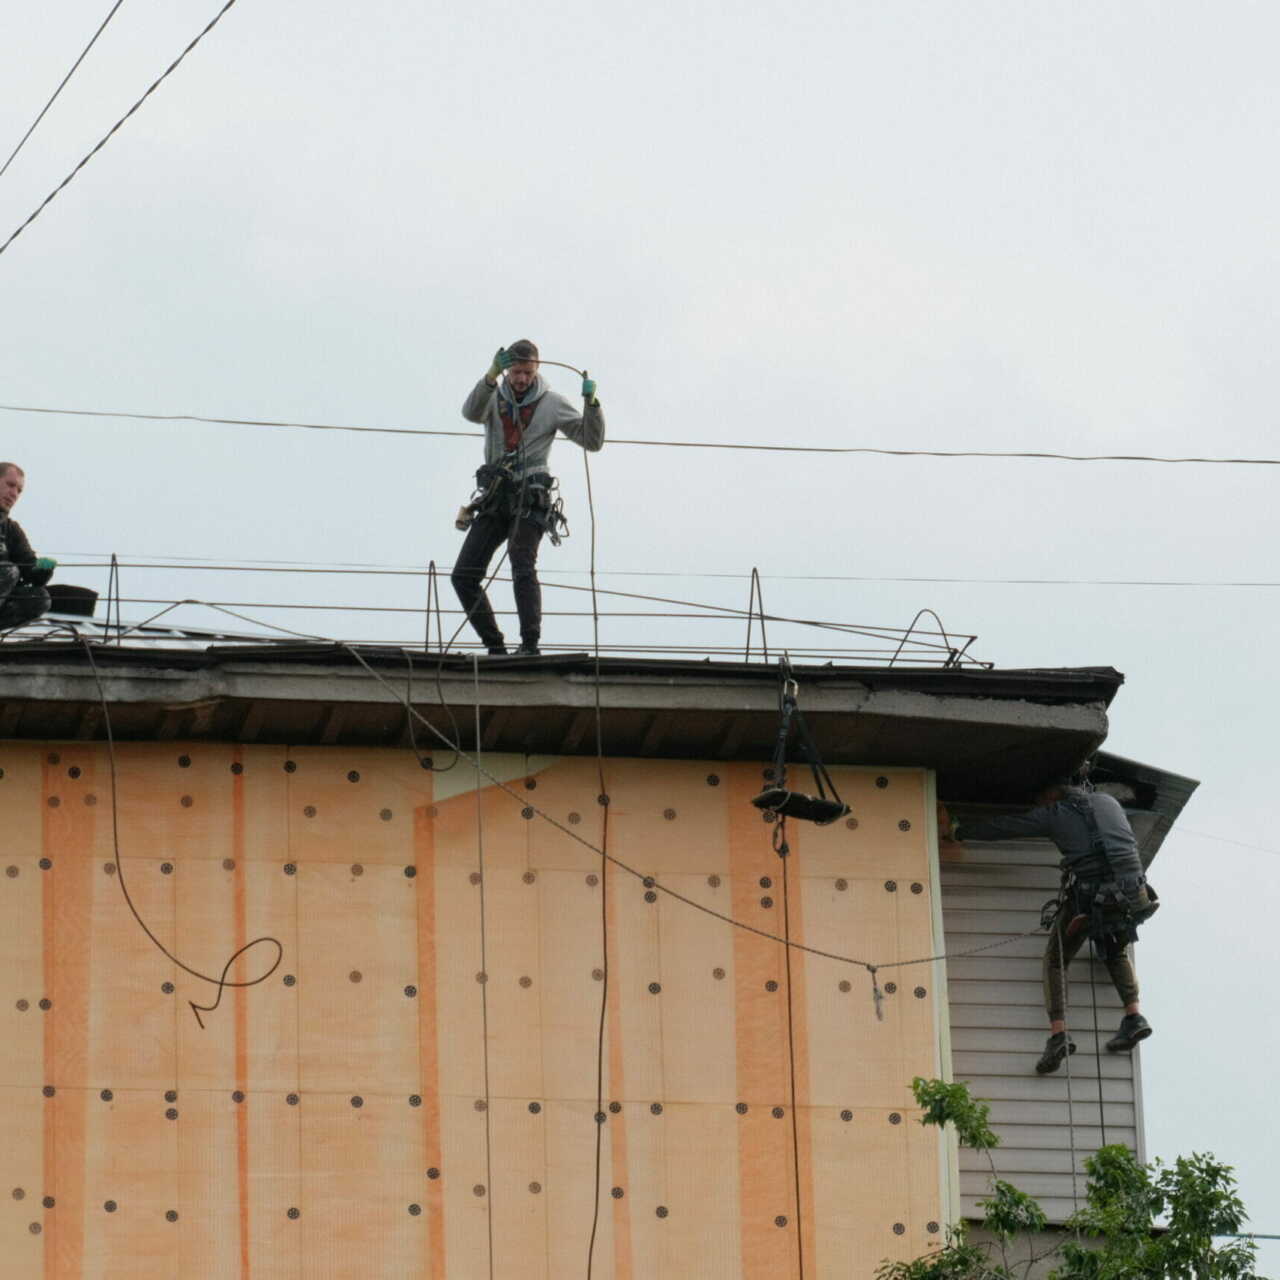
[1035,1031,1077,1075]
[516,643,541,657]
[1105,1013,1152,1053]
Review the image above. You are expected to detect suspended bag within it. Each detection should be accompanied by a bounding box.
[751,668,850,826]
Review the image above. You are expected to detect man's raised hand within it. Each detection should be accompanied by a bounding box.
[486,347,515,384]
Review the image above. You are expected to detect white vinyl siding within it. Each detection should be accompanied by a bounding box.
[941,839,1142,1224]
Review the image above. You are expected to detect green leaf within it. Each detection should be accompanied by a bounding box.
[911,1077,1000,1152]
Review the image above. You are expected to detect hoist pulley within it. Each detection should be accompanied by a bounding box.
[751,665,850,826]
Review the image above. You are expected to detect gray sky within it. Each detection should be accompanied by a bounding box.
[3,0,1278,1264]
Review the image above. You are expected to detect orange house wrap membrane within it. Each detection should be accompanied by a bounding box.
[0,743,950,1278]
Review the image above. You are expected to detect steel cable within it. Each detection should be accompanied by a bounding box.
[0,0,127,180]
[0,0,241,259]
[4,401,1279,466]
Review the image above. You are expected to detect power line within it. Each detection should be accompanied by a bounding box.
[4,401,1279,466]
[0,0,127,180]
[0,0,240,260]
[49,553,1280,590]
[1177,829,1280,859]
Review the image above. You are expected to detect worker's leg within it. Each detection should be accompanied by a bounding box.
[1099,937,1140,1011]
[451,513,510,652]
[0,567,50,630]
[1042,906,1088,1031]
[507,518,545,652]
[1099,932,1152,1051]
[1036,907,1088,1074]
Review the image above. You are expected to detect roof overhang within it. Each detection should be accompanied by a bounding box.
[0,642,1129,804]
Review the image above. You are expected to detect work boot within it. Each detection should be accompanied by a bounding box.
[486,643,509,656]
[1035,1031,1077,1075]
[1105,1013,1152,1053]
[516,642,541,657]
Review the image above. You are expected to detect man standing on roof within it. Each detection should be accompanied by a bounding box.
[453,340,605,656]
[939,773,1155,1076]
[0,462,56,631]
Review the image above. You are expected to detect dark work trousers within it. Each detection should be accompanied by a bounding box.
[1042,897,1141,1023]
[451,510,544,650]
[0,564,50,631]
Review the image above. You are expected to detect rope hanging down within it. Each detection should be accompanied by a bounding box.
[78,635,282,1027]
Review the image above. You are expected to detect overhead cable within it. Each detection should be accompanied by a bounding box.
[0,0,240,260]
[3,401,1278,466]
[0,0,127,180]
[50,554,1280,590]
[1177,829,1280,859]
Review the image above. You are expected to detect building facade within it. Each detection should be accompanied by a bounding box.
[0,643,1192,1277]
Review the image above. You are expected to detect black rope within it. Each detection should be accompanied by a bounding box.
[1056,915,1081,1214]
[79,638,282,1027]
[777,821,807,1279]
[582,419,612,1280]
[0,0,242,260]
[403,650,460,774]
[1088,941,1108,1149]
[0,0,127,180]
[471,657,497,1280]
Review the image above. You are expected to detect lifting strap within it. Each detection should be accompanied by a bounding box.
[751,663,850,826]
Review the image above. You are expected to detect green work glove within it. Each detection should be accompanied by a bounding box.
[35,556,56,572]
[582,377,598,403]
[486,347,515,383]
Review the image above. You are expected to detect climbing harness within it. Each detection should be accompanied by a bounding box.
[1068,789,1159,945]
[751,661,850,825]
[454,456,515,531]
[455,451,571,548]
[1037,790,1160,949]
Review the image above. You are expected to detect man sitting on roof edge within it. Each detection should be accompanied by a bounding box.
[939,771,1154,1076]
[0,462,55,632]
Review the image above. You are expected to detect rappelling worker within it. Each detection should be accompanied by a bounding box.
[938,773,1155,1075]
[453,339,604,656]
[0,462,55,631]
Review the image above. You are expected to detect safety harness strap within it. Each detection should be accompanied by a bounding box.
[1056,792,1159,945]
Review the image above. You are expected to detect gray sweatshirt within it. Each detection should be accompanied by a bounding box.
[462,375,605,480]
[954,787,1143,880]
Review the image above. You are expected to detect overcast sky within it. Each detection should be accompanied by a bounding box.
[3,0,1278,1264]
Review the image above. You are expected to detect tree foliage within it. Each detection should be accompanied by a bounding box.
[874,1078,1264,1280]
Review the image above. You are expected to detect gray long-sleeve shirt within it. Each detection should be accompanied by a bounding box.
[462,375,605,480]
[953,787,1143,880]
